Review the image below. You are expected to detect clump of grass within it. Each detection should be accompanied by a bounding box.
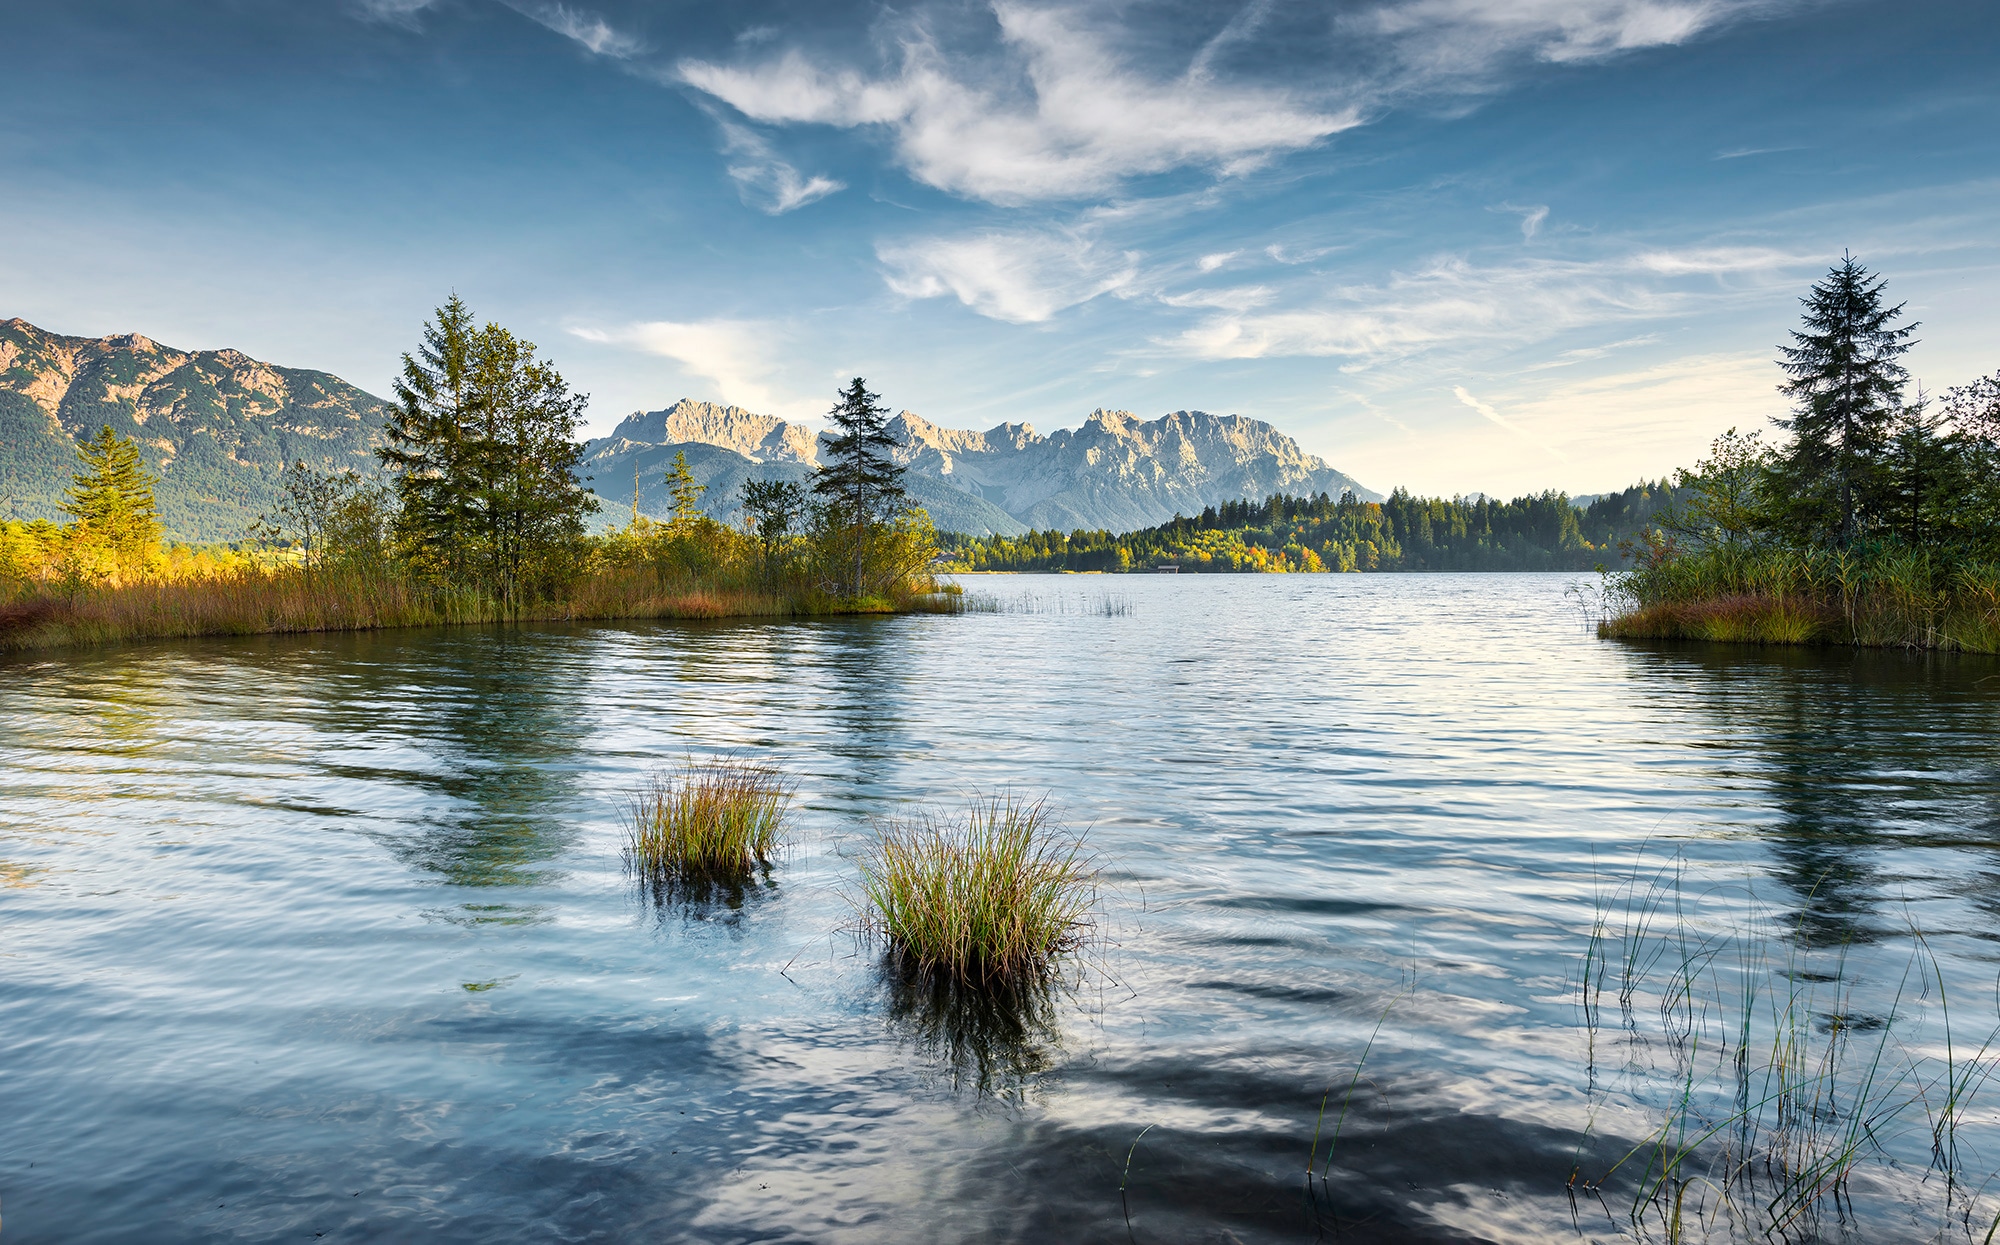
[857,794,1097,987]
[625,759,791,888]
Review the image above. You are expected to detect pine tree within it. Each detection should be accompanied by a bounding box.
[1769,255,1917,548]
[380,295,480,580]
[665,450,707,533]
[811,377,907,596]
[378,297,597,602]
[63,424,160,573]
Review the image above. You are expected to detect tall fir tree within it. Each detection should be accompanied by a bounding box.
[1768,255,1917,548]
[63,424,161,572]
[380,295,480,580]
[378,297,596,603]
[811,377,908,596]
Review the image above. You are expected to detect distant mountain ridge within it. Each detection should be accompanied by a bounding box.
[0,318,390,540]
[0,315,1378,541]
[583,399,1378,536]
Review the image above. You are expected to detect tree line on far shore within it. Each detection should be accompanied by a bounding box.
[0,298,939,616]
[941,486,1680,574]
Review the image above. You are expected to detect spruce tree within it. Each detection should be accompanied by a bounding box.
[381,295,480,580]
[1769,255,1917,548]
[63,424,161,571]
[378,297,596,602]
[665,450,707,532]
[811,377,907,596]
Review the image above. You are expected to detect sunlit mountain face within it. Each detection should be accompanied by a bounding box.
[4,0,1995,499]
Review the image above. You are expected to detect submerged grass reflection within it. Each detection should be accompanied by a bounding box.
[1569,855,2000,1243]
[879,959,1068,1097]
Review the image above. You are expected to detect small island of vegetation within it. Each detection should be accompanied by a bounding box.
[1602,256,2000,652]
[0,300,943,651]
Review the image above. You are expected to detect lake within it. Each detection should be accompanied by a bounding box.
[3,572,1998,1243]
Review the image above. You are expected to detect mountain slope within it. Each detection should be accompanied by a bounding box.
[584,400,1377,536]
[0,318,391,540]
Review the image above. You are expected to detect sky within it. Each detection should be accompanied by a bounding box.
[3,0,1996,498]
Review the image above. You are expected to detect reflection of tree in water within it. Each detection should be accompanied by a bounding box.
[295,628,598,915]
[879,962,1068,1100]
[1644,645,2000,946]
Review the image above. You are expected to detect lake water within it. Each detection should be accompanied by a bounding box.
[3,573,1998,1243]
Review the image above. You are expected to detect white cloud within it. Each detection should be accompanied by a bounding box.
[1631,245,1804,275]
[715,120,844,214]
[1163,254,1670,364]
[502,1,645,57]
[1197,251,1240,273]
[1157,243,1827,366]
[1158,285,1276,312]
[878,229,1138,323]
[571,320,796,414]
[676,0,1793,205]
[1355,0,1785,77]
[1519,205,1549,239]
[679,3,1360,204]
[352,0,436,29]
[1454,384,1568,459]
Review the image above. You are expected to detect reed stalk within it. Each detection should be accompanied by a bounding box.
[855,794,1098,987]
[624,759,792,888]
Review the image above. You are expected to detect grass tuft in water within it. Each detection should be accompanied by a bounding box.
[625,759,791,890]
[857,794,1098,988]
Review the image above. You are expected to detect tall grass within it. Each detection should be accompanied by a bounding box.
[1571,858,2000,1242]
[856,794,1098,987]
[0,558,944,653]
[1600,542,2000,652]
[624,759,792,893]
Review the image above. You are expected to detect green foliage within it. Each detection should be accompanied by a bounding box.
[813,377,911,597]
[1768,254,1919,548]
[665,450,707,533]
[62,425,161,584]
[942,488,1627,573]
[379,297,599,606]
[740,476,806,567]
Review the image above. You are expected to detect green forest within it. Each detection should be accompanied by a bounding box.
[939,483,1679,573]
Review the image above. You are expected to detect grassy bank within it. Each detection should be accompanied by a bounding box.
[1598,544,2000,653]
[0,562,949,653]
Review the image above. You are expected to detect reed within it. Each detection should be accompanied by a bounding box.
[856,794,1097,987]
[1600,543,2000,653]
[624,759,792,888]
[0,559,945,653]
[1571,858,2000,1242]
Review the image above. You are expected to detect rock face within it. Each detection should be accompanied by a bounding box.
[0,318,390,540]
[584,400,1378,535]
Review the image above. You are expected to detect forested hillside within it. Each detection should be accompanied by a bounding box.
[942,484,1682,573]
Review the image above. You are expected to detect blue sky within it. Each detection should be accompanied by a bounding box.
[3,0,1995,498]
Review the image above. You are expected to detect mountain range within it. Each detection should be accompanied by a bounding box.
[582,400,1378,536]
[1,318,1377,541]
[1,318,389,540]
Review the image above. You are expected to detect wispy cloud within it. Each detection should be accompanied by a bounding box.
[501,1,645,57]
[571,319,799,415]
[351,0,437,30]
[1454,384,1568,460]
[878,229,1139,323]
[677,0,1793,205]
[1158,244,1823,365]
[679,4,1360,204]
[715,119,844,214]
[1197,251,1240,273]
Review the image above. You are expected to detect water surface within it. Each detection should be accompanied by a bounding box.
[3,573,1997,1242]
